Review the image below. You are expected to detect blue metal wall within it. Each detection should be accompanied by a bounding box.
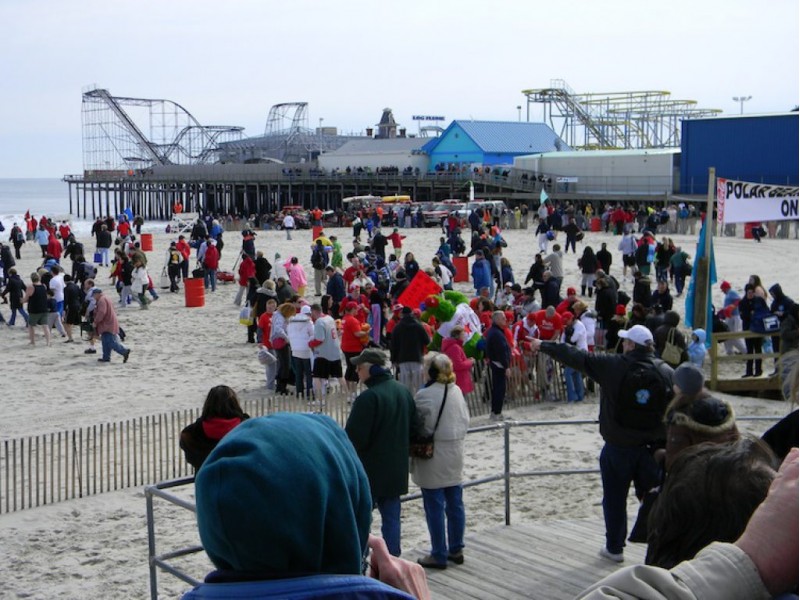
[680,113,799,194]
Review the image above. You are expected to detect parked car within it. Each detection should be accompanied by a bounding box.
[279,205,311,229]
[422,200,465,227]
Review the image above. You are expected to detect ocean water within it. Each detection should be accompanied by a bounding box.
[0,178,151,236]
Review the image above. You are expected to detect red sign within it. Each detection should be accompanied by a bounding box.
[396,271,442,310]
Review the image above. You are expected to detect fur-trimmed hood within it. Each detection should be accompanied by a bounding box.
[666,394,736,435]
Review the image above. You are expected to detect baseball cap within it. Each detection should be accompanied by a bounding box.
[673,363,705,397]
[567,287,577,296]
[720,281,731,291]
[618,324,654,346]
[90,287,102,295]
[349,348,386,367]
[300,305,312,315]
[344,301,358,312]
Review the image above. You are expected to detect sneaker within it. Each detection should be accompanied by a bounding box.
[123,349,131,364]
[417,555,447,570]
[84,348,97,354]
[447,551,465,565]
[97,358,110,363]
[599,547,624,563]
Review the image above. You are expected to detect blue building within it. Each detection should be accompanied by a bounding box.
[680,113,799,195]
[422,120,569,171]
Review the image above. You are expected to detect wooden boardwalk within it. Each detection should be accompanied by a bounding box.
[406,519,646,599]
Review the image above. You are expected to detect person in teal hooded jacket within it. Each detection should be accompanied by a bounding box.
[188,413,428,599]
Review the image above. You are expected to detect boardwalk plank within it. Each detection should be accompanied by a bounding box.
[407,519,646,599]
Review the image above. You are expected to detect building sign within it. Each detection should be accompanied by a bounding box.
[717,177,799,224]
[412,115,445,121]
[556,176,579,183]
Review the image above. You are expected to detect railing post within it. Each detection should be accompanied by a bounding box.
[146,487,159,600]
[504,423,511,526]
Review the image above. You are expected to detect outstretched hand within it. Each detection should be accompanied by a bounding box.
[367,534,431,600]
[735,447,798,596]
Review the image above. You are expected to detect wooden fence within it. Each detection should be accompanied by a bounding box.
[0,356,570,514]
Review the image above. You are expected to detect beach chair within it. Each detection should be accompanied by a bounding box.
[172,212,199,236]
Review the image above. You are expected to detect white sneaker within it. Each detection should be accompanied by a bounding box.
[599,547,624,563]
[489,413,505,422]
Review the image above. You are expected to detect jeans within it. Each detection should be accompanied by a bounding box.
[98,247,110,266]
[292,356,313,397]
[489,363,506,415]
[8,306,29,326]
[422,486,465,564]
[204,269,217,291]
[100,332,128,361]
[564,366,584,402]
[375,496,402,556]
[599,442,660,554]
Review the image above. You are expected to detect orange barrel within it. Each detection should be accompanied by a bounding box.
[453,256,469,283]
[312,226,324,239]
[184,277,205,308]
[590,217,602,232]
[743,222,754,239]
[140,233,153,251]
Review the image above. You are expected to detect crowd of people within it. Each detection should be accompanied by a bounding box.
[2,201,797,599]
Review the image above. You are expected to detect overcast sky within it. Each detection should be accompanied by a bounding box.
[1,0,797,178]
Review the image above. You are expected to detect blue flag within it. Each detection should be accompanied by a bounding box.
[540,188,548,204]
[684,219,717,345]
[123,207,134,222]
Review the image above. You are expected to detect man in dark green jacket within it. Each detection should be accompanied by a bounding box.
[345,348,417,557]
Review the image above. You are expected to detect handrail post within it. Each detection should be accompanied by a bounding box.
[504,423,511,526]
[146,487,158,600]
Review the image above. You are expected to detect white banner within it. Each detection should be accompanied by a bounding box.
[717,177,799,224]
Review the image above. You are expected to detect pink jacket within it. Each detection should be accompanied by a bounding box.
[441,337,474,393]
[285,259,307,290]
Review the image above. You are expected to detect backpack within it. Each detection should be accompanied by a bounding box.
[617,359,672,431]
[311,248,326,269]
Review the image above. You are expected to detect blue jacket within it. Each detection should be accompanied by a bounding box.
[326,273,346,303]
[687,329,707,367]
[472,258,491,291]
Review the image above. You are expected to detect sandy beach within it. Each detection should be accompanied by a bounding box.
[0,220,796,599]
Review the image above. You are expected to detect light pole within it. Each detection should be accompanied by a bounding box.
[517,105,522,122]
[732,95,752,115]
[318,117,324,155]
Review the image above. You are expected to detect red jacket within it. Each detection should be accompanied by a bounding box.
[176,239,191,260]
[203,245,220,269]
[238,256,256,286]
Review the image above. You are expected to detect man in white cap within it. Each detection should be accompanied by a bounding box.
[531,324,674,564]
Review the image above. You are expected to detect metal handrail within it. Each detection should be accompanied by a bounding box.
[144,414,782,599]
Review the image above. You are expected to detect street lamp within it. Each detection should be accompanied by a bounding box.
[732,95,752,115]
[517,105,522,122]
[318,117,324,154]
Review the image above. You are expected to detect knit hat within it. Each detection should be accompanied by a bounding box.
[567,287,577,296]
[195,414,371,575]
[673,363,705,397]
[615,304,627,316]
[720,281,731,291]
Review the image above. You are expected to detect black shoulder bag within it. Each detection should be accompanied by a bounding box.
[409,384,449,460]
